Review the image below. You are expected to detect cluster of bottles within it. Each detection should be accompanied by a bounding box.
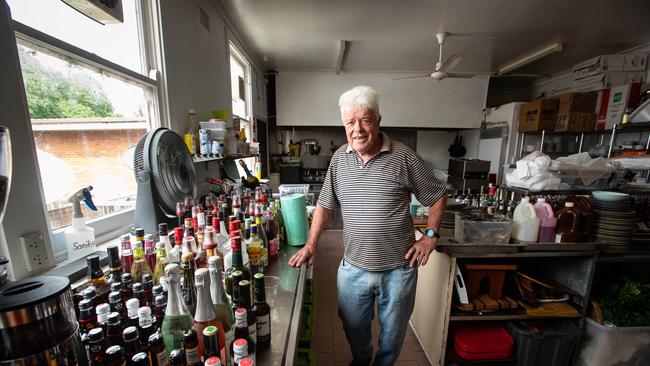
[450,184,517,217]
[183,109,250,158]
[511,195,594,243]
[76,186,287,366]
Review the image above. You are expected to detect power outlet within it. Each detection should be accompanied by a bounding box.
[21,231,51,272]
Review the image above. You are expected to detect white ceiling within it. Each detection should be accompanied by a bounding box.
[223,0,650,76]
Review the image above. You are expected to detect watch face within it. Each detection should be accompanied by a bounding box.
[425,229,434,238]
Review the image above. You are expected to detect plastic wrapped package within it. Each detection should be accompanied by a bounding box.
[505,152,561,191]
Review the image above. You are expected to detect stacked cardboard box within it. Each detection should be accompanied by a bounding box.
[571,54,647,92]
[554,92,598,132]
[517,99,558,133]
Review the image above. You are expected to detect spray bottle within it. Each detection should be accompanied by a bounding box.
[65,186,98,261]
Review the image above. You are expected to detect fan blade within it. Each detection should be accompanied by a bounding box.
[439,55,463,72]
[446,73,475,79]
[392,74,430,80]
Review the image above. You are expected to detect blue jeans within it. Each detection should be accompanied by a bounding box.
[337,259,418,366]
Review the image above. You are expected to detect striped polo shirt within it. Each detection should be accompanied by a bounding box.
[318,132,446,271]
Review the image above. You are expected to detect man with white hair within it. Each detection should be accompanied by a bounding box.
[289,86,447,366]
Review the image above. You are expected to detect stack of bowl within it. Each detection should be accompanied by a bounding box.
[592,191,636,252]
[442,200,467,231]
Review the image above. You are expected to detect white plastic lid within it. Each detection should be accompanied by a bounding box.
[126,298,140,311]
[521,197,530,203]
[565,202,574,207]
[537,197,546,203]
[233,338,247,352]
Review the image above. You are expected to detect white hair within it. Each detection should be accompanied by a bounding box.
[338,85,380,119]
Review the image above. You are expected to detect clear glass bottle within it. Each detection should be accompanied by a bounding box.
[264,214,279,263]
[161,264,194,354]
[170,227,184,265]
[254,205,269,267]
[181,253,197,317]
[245,225,264,274]
[153,241,170,289]
[192,268,226,362]
[131,240,153,284]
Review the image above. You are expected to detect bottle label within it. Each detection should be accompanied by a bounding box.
[234,349,247,365]
[248,323,257,343]
[186,346,199,365]
[156,350,169,366]
[555,233,562,243]
[256,313,270,337]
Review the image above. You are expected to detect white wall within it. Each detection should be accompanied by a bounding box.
[416,131,455,171]
[276,71,489,128]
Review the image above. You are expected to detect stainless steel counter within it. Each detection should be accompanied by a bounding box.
[256,245,307,366]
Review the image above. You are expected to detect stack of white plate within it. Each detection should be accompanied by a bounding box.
[592,191,635,252]
[442,201,467,230]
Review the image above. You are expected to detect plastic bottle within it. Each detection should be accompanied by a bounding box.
[65,186,98,261]
[511,196,540,242]
[555,202,580,243]
[534,197,557,243]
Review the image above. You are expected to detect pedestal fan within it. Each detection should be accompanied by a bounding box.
[133,128,196,234]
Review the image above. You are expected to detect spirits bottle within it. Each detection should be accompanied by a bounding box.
[170,227,184,265]
[181,253,197,317]
[138,306,157,349]
[274,199,287,247]
[208,256,234,353]
[183,329,200,366]
[192,268,226,362]
[144,234,157,272]
[203,226,218,259]
[252,273,270,349]
[142,273,154,306]
[182,235,197,260]
[105,245,123,287]
[86,254,110,304]
[133,282,147,308]
[121,234,134,274]
[229,308,255,366]
[131,241,153,284]
[105,345,126,366]
[148,332,168,366]
[154,294,167,326]
[169,348,186,366]
[122,326,142,361]
[105,312,123,346]
[153,241,170,289]
[230,271,244,315]
[225,237,251,298]
[159,223,173,259]
[161,264,194,355]
[78,299,97,334]
[95,303,110,333]
[109,291,126,321]
[264,214,279,263]
[245,225,264,274]
[131,352,150,366]
[126,298,140,329]
[254,205,269,267]
[202,326,225,364]
[88,328,108,366]
[238,280,257,344]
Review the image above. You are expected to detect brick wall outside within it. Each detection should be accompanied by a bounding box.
[33,128,147,229]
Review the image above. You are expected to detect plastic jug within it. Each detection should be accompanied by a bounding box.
[512,197,540,242]
[555,202,580,243]
[534,198,557,243]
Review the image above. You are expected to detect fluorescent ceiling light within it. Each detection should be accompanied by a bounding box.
[498,42,563,74]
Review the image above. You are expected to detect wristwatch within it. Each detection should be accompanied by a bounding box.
[424,228,441,239]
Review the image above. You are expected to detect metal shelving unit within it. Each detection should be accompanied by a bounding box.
[192,153,258,163]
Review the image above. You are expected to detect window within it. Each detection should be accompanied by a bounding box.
[7,1,162,237]
[229,43,255,177]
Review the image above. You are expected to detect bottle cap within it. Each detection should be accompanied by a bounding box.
[203,325,218,337]
[110,282,122,293]
[154,294,167,307]
[126,298,140,316]
[565,201,574,207]
[233,338,248,352]
[96,303,110,317]
[107,312,121,325]
[142,274,153,287]
[79,299,93,312]
[229,220,241,232]
[108,291,122,303]
[183,328,198,344]
[181,252,194,263]
[254,272,264,280]
[133,282,144,294]
[131,352,149,366]
[155,241,166,250]
[235,307,247,321]
[239,279,250,288]
[106,246,120,265]
[137,306,152,326]
[194,268,210,287]
[152,285,163,297]
[159,223,168,235]
[120,234,131,243]
[184,218,194,228]
[135,228,145,237]
[521,196,530,203]
[82,286,96,300]
[122,326,139,342]
[88,327,104,342]
[239,358,253,366]
[205,357,222,366]
[105,345,124,361]
[121,273,133,284]
[169,349,185,364]
[148,332,163,348]
[165,263,180,279]
[144,233,154,241]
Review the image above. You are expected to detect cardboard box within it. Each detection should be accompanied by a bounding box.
[573,55,626,78]
[595,83,643,130]
[518,99,558,132]
[555,112,597,132]
[624,54,648,71]
[571,71,645,92]
[556,92,598,114]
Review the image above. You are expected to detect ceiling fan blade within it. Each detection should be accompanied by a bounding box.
[392,74,430,80]
[440,55,463,72]
[446,73,475,79]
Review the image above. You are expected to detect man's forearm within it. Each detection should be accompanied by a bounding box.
[427,195,447,231]
[305,203,330,249]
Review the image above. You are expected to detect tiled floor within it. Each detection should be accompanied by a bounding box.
[311,230,431,366]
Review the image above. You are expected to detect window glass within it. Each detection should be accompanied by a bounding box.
[7,0,144,74]
[18,43,151,230]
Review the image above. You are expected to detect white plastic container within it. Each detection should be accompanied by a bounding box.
[534,197,557,243]
[64,217,96,262]
[511,196,540,242]
[578,318,650,366]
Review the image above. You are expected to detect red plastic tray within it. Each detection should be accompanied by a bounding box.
[453,323,514,360]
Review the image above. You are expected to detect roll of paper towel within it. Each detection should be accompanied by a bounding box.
[280,193,309,246]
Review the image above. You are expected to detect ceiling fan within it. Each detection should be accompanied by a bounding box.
[393,32,476,81]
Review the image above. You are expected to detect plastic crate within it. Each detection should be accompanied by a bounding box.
[507,320,582,366]
[577,318,650,366]
[296,348,317,366]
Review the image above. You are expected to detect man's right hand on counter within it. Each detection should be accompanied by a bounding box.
[288,243,317,267]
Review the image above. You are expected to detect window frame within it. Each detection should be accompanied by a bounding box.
[10,0,167,259]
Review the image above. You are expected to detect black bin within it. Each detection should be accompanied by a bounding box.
[507,320,582,366]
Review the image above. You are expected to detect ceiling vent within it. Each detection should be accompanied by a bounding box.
[61,0,124,24]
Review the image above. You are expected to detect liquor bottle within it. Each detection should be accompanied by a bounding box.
[202,326,225,365]
[105,312,123,348]
[192,268,226,361]
[88,327,108,365]
[153,284,166,303]
[79,299,97,333]
[177,202,186,228]
[242,218,251,241]
[83,286,98,309]
[182,234,198,260]
[154,242,170,289]
[207,256,234,351]
[109,291,127,321]
[148,332,169,366]
[106,245,123,287]
[213,218,229,269]
[96,303,111,333]
[264,214,279,263]
[247,202,255,220]
[181,253,198,316]
[192,205,200,232]
[274,199,287,247]
[144,234,157,272]
[154,295,167,326]
[229,308,255,366]
[245,225,264,274]
[121,234,134,274]
[87,254,111,304]
[183,329,201,366]
[162,264,194,353]
[131,352,150,366]
[203,226,218,259]
[506,192,516,218]
[232,339,248,366]
[230,271,244,315]
[225,237,250,298]
[252,273,270,349]
[126,298,141,329]
[138,306,157,349]
[254,205,269,267]
[171,227,184,265]
[105,345,126,366]
[123,326,142,361]
[195,235,208,270]
[132,240,154,283]
[135,228,146,244]
[169,349,186,366]
[497,188,505,213]
[142,274,154,306]
[133,282,146,308]
[238,280,257,344]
